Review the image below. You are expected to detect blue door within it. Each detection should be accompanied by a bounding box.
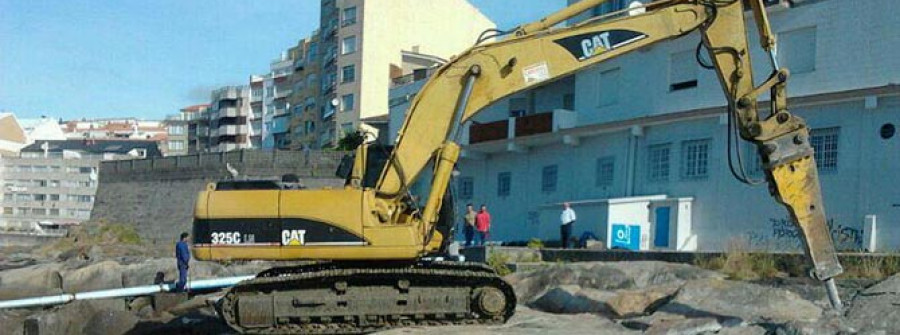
[654,207,670,248]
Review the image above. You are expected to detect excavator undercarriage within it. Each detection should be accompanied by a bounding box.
[218,261,516,334]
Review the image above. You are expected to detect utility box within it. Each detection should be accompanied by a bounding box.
[606,195,667,250]
[648,197,696,251]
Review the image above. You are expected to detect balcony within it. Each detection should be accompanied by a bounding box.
[217,107,239,118]
[468,109,577,145]
[275,89,293,99]
[214,86,241,100]
[271,107,289,117]
[218,125,249,136]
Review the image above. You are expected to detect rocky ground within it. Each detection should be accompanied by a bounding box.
[0,249,897,334]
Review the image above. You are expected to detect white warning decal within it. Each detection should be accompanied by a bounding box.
[522,61,550,85]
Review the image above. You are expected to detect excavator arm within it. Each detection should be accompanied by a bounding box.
[376,0,843,308]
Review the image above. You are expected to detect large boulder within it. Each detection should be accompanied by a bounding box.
[82,310,139,335]
[508,261,722,304]
[121,258,178,287]
[0,310,28,335]
[528,285,614,314]
[644,317,722,335]
[846,273,900,332]
[605,284,680,318]
[61,260,123,292]
[0,264,63,299]
[375,305,638,335]
[657,278,822,323]
[23,300,102,335]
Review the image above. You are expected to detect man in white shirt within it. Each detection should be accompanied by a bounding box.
[560,202,577,249]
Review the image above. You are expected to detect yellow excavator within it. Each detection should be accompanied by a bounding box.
[192,0,844,333]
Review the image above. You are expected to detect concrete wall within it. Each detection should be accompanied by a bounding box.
[92,150,346,247]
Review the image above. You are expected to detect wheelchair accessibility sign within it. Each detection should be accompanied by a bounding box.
[610,223,641,250]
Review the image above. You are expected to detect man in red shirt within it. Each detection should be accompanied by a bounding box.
[475,204,491,246]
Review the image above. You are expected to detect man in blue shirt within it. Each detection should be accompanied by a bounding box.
[175,232,191,292]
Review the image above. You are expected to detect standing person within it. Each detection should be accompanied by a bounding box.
[175,232,191,292]
[560,202,577,249]
[475,204,491,246]
[464,204,477,247]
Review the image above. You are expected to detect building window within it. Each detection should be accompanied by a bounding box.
[458,177,474,200]
[50,194,60,201]
[342,6,357,26]
[49,209,59,216]
[596,156,615,187]
[33,194,46,201]
[342,65,356,83]
[2,207,11,215]
[341,36,357,55]
[811,127,839,172]
[647,143,671,182]
[541,165,558,192]
[168,140,185,151]
[31,208,46,216]
[307,42,318,61]
[681,139,711,179]
[497,172,511,197]
[563,93,575,110]
[670,50,698,91]
[79,167,93,174]
[598,68,620,106]
[68,195,93,203]
[780,27,816,74]
[168,125,185,135]
[745,143,764,177]
[341,94,355,112]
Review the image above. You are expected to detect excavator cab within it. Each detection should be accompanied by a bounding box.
[336,142,394,189]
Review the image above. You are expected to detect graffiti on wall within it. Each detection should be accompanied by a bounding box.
[760,217,863,251]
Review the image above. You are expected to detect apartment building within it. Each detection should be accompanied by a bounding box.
[387,0,900,252]
[207,86,252,152]
[288,35,323,150]
[0,140,161,233]
[249,51,297,150]
[163,104,208,156]
[307,0,495,147]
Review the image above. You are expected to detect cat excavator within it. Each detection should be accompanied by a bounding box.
[192,0,844,333]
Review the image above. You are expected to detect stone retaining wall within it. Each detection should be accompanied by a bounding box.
[91,150,347,247]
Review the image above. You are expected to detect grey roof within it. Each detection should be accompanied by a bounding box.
[21,140,162,157]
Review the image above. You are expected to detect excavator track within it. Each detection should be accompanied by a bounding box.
[218,261,516,334]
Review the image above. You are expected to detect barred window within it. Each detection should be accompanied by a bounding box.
[681,139,711,179]
[542,165,558,192]
[647,143,671,182]
[811,127,839,172]
[596,156,615,187]
[458,177,474,200]
[497,172,511,197]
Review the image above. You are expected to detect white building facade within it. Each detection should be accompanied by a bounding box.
[441,0,900,252]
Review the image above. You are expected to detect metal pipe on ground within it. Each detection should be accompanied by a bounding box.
[0,275,254,309]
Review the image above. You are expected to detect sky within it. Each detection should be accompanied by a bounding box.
[0,0,567,121]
